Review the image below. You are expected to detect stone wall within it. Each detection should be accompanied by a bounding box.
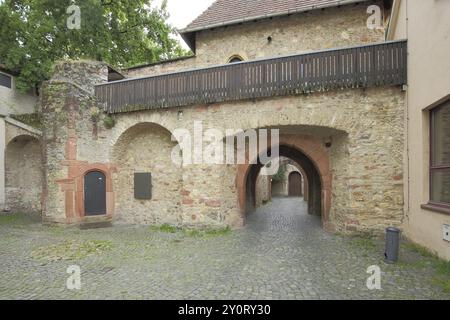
[125,57,196,78]
[112,123,183,225]
[39,0,404,234]
[40,59,405,234]
[271,179,285,198]
[195,1,385,67]
[40,61,113,224]
[126,1,386,78]
[51,61,108,95]
[0,71,37,116]
[255,174,271,208]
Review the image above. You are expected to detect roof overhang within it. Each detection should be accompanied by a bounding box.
[107,66,125,82]
[179,0,370,52]
[0,65,19,76]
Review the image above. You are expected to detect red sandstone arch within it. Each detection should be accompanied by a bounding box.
[63,163,115,223]
[236,135,332,229]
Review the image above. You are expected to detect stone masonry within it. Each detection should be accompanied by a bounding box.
[40,60,405,233]
[125,1,386,77]
[39,1,406,235]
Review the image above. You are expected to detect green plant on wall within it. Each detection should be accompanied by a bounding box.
[271,164,287,182]
[10,113,43,130]
[103,115,116,129]
[89,106,101,122]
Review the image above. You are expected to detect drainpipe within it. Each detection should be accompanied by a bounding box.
[386,0,402,41]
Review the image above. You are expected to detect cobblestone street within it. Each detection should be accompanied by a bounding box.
[0,198,448,300]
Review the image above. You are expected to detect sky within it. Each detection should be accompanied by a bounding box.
[154,0,216,49]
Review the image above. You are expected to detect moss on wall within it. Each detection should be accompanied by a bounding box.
[10,113,43,130]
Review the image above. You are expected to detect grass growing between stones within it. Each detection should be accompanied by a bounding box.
[149,224,231,238]
[0,214,22,225]
[0,213,37,226]
[183,227,231,238]
[403,242,450,297]
[31,240,113,262]
[149,224,178,233]
[352,237,378,250]
[337,234,380,257]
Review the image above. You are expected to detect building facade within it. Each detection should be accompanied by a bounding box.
[387,0,450,260]
[0,67,41,213]
[37,0,409,238]
[7,0,448,260]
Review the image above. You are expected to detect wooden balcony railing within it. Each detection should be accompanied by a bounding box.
[95,40,407,114]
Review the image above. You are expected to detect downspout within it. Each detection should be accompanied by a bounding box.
[405,0,410,223]
[386,0,402,40]
[386,0,411,224]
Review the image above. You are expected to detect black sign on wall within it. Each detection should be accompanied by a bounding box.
[134,173,152,200]
[0,73,12,89]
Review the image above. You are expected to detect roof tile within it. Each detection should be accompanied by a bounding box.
[182,0,369,32]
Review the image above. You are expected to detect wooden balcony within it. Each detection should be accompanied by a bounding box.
[95,40,407,114]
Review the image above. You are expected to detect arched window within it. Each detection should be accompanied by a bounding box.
[228,55,244,63]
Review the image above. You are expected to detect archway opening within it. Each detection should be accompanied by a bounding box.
[5,135,43,214]
[242,143,326,223]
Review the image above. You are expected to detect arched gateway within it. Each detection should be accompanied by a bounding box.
[40,60,405,234]
[237,135,332,229]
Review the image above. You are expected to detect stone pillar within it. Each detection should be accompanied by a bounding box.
[40,60,111,224]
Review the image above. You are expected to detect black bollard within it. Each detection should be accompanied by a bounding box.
[385,227,401,264]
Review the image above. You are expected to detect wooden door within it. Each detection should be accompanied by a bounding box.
[288,172,302,197]
[84,171,106,216]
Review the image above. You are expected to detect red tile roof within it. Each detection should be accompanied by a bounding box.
[182,0,370,32]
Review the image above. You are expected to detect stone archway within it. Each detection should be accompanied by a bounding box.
[237,135,332,229]
[112,122,183,225]
[5,134,43,213]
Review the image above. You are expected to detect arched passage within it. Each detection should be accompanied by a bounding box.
[112,122,182,225]
[237,135,332,228]
[5,134,43,213]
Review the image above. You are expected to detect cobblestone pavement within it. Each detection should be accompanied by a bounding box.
[0,198,448,300]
